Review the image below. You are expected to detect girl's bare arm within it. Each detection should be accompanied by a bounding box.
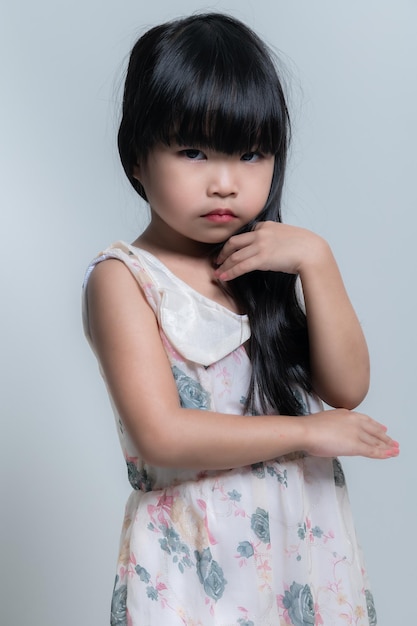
[298,239,369,408]
[86,259,397,469]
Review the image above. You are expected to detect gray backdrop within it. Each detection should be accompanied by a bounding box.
[1,1,415,624]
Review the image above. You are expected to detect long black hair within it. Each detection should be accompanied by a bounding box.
[118,13,312,415]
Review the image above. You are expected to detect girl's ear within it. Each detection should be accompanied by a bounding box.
[132,164,141,181]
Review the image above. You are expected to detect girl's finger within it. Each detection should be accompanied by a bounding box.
[216,232,256,265]
[215,255,261,281]
[216,244,259,273]
[358,424,399,454]
[362,418,398,445]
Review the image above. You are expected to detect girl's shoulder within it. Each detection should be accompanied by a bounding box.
[82,242,161,350]
[83,241,158,288]
[83,241,191,310]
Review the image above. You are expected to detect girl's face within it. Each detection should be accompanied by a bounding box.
[133,144,275,252]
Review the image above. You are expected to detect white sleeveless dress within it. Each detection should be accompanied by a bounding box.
[83,242,377,626]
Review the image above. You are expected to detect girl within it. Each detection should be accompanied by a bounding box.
[83,13,398,626]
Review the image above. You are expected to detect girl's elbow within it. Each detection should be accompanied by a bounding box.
[322,381,369,410]
[314,369,370,410]
[131,418,185,468]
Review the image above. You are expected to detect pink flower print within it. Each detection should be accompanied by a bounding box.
[216,366,232,396]
[237,606,254,624]
[147,493,176,527]
[160,331,184,361]
[156,580,168,593]
[141,282,158,306]
[314,603,324,625]
[257,556,272,588]
[126,552,139,578]
[276,594,292,625]
[197,499,218,545]
[232,345,246,364]
[119,566,127,581]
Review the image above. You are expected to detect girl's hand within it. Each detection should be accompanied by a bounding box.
[303,409,400,460]
[214,221,325,281]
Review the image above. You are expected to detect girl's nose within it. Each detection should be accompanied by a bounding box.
[207,163,238,197]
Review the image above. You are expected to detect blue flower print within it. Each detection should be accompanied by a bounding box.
[146,586,159,601]
[333,458,346,487]
[126,461,153,492]
[297,525,306,540]
[250,507,270,543]
[172,366,211,409]
[110,576,127,626]
[135,565,151,583]
[267,463,288,487]
[365,589,377,626]
[237,541,254,558]
[195,547,227,601]
[228,489,242,502]
[158,525,192,573]
[251,462,265,478]
[282,582,315,626]
[311,526,323,538]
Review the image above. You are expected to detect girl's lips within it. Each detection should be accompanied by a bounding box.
[203,209,236,223]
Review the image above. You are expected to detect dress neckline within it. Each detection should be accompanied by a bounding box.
[124,242,248,321]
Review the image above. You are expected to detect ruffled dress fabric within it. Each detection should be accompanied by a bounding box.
[83,242,377,626]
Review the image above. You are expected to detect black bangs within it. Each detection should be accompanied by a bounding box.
[161,74,286,157]
[118,14,290,196]
[150,33,288,156]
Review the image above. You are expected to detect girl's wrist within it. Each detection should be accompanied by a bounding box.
[274,414,312,457]
[297,236,333,278]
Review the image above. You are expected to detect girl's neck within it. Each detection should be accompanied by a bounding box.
[133,220,215,261]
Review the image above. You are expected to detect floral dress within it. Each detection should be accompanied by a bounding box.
[83,242,377,626]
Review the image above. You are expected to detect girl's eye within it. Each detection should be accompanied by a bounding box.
[181,149,206,160]
[241,152,262,162]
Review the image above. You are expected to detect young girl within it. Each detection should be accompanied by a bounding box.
[83,13,398,626]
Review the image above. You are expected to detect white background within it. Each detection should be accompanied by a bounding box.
[1,1,415,624]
